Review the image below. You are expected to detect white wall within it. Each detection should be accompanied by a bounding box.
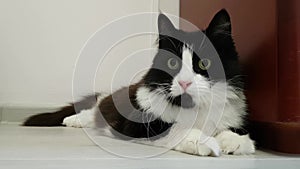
[0,0,179,108]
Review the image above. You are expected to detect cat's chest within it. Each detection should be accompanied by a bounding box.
[136,86,245,135]
[170,102,244,136]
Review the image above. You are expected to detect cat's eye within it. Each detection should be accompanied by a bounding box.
[198,59,211,70]
[167,58,179,70]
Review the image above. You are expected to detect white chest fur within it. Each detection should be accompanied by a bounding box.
[136,83,246,136]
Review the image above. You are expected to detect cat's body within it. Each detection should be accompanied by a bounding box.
[24,9,255,156]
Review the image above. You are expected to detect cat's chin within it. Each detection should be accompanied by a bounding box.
[171,93,196,109]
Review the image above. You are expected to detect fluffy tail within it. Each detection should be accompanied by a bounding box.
[23,94,98,126]
[23,105,75,126]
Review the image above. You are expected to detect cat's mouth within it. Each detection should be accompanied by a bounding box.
[170,93,195,109]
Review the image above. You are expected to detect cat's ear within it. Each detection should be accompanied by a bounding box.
[158,13,176,35]
[206,9,231,37]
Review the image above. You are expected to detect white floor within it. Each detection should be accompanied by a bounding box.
[0,123,299,169]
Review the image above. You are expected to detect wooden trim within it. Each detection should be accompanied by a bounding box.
[251,121,300,154]
[277,0,300,122]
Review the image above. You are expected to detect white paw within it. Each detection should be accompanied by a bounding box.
[174,129,213,156]
[62,109,96,128]
[62,115,83,128]
[215,131,255,155]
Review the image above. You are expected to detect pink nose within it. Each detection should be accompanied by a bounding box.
[178,81,192,90]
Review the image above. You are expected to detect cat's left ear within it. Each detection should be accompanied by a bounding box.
[206,9,231,37]
[158,13,176,35]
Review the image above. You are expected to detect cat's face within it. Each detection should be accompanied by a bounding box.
[143,9,242,109]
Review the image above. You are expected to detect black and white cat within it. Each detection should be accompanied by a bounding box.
[24,9,255,156]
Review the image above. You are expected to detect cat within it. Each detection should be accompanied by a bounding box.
[23,9,255,156]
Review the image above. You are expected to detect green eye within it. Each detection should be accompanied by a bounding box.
[167,58,179,70]
[198,59,211,70]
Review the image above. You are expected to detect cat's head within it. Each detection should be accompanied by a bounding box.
[143,9,242,109]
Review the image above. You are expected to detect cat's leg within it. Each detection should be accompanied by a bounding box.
[136,125,220,156]
[215,130,255,155]
[172,129,217,156]
[62,106,96,128]
[62,93,108,128]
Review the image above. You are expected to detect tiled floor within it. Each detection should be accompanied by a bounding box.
[0,123,299,169]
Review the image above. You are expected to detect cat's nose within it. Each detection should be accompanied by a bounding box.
[178,81,192,90]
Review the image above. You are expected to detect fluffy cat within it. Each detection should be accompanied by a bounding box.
[24,9,255,156]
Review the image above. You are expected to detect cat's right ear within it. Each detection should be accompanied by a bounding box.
[158,13,176,35]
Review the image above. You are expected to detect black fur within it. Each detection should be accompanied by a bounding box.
[96,82,172,140]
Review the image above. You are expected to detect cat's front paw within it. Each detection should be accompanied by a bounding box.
[62,115,83,128]
[62,109,95,128]
[215,131,255,155]
[173,129,212,156]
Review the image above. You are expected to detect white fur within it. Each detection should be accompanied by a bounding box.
[175,46,194,83]
[136,86,182,123]
[135,82,249,156]
[215,130,255,155]
[63,108,96,128]
[171,46,210,98]
[132,124,220,156]
[173,129,212,156]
